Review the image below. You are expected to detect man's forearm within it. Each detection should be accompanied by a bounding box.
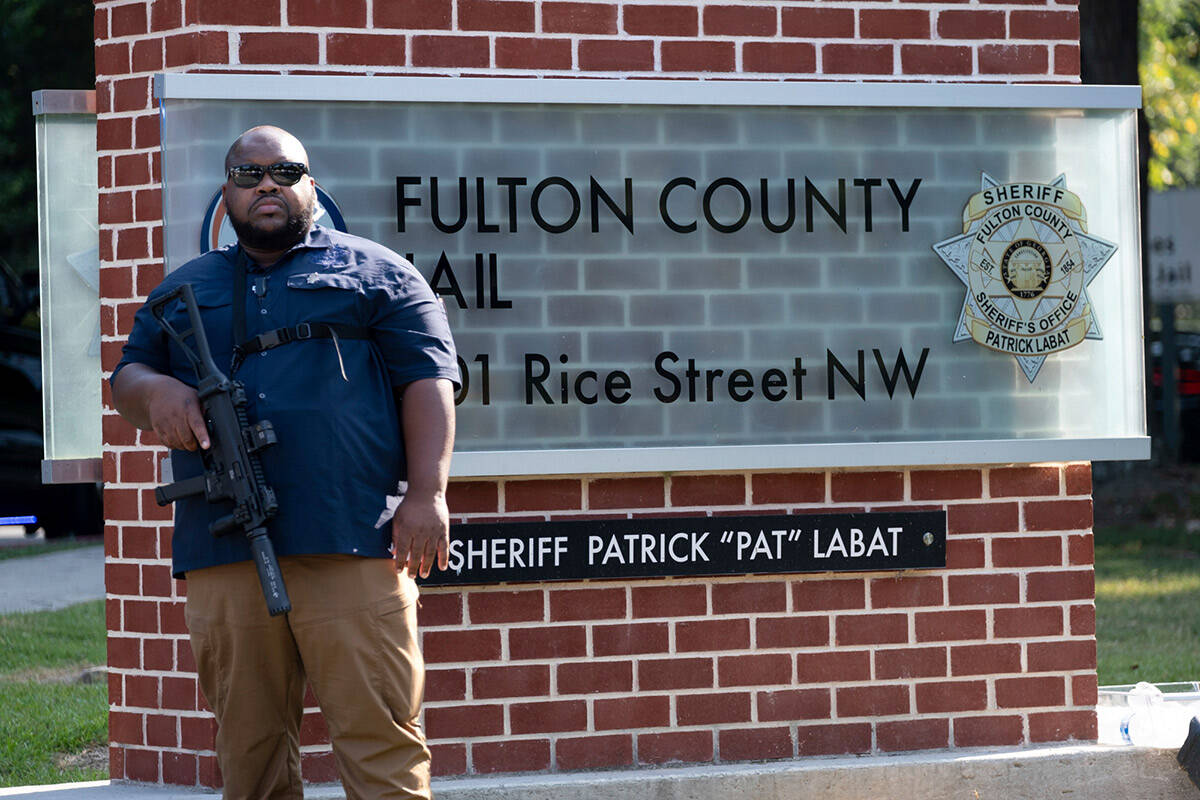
[399,378,456,498]
[111,363,209,451]
[112,363,170,429]
[392,377,456,576]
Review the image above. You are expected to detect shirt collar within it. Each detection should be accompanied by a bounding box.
[299,224,333,250]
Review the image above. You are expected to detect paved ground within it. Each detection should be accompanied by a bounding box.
[0,540,105,614]
[0,746,1194,800]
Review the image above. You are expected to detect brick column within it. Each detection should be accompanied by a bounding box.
[95,0,1087,786]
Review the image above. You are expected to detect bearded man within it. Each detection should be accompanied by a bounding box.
[112,126,458,800]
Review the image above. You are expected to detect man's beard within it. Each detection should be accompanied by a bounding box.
[229,202,313,252]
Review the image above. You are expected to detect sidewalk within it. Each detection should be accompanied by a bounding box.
[0,746,1195,800]
[0,541,105,614]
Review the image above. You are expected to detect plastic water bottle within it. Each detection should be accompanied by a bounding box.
[1120,682,1193,747]
[1120,682,1162,745]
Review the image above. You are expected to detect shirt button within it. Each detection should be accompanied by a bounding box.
[260,352,267,358]
[258,393,266,400]
[260,308,268,315]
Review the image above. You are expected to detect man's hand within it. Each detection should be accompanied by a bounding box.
[146,378,210,451]
[112,363,210,451]
[391,492,450,578]
[392,377,456,578]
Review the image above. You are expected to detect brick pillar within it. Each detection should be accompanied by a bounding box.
[95,0,1087,786]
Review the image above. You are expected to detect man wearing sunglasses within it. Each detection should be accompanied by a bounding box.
[111,126,459,800]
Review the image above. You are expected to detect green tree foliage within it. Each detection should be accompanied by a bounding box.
[0,0,95,276]
[1142,0,1200,188]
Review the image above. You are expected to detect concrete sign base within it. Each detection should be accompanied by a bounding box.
[3,745,1193,800]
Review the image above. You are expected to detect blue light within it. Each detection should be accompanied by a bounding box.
[0,515,37,526]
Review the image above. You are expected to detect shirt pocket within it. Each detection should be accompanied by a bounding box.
[285,271,364,326]
[280,271,377,390]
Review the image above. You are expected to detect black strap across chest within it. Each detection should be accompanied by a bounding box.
[239,321,370,355]
[230,247,369,374]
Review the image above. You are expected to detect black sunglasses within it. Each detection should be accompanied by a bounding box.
[227,161,309,188]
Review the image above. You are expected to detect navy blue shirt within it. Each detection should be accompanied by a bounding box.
[114,226,459,577]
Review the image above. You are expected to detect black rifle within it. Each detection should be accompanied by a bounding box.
[149,283,291,616]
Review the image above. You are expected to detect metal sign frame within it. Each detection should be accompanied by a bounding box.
[154,75,1148,476]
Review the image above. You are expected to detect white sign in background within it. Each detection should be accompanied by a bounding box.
[156,78,1146,474]
[1149,189,1200,303]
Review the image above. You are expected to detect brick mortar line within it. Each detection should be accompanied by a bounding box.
[114,744,219,756]
[110,708,213,721]
[102,476,1080,489]
[417,666,1094,689]
[108,634,184,641]
[277,32,1088,42]
[97,214,159,224]
[97,66,1073,83]
[153,56,1076,73]
[91,4,1077,18]
[419,621,1087,634]
[109,671,194,682]
[114,707,208,717]
[96,187,157,197]
[421,707,1089,722]
[92,120,158,133]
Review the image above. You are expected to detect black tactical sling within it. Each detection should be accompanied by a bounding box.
[231,247,369,377]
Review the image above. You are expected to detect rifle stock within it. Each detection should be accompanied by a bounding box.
[149,283,291,616]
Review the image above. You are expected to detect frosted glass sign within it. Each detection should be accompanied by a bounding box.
[35,92,100,469]
[157,77,1146,474]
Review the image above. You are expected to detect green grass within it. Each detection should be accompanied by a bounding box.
[1095,524,1200,685]
[0,682,108,786]
[0,600,108,787]
[0,601,107,676]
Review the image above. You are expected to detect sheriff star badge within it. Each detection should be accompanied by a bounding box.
[932,173,1118,382]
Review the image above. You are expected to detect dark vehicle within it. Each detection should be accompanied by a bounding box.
[1150,330,1200,463]
[0,261,101,538]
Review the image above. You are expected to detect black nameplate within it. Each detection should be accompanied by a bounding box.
[421,511,946,586]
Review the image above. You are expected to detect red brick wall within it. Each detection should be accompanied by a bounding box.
[95,0,1086,786]
[421,466,1096,775]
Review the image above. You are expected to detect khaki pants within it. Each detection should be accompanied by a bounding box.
[185,555,431,800]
